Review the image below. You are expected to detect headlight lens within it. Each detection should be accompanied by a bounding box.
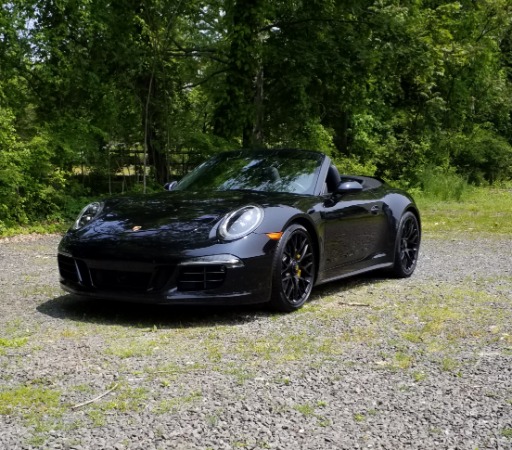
[73,202,103,230]
[218,205,264,241]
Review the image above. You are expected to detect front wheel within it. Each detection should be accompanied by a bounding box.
[269,224,316,312]
[391,211,420,278]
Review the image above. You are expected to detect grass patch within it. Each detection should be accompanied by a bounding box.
[154,390,203,414]
[0,337,29,350]
[219,363,255,385]
[293,401,330,427]
[439,357,459,373]
[417,188,512,234]
[235,331,343,363]
[101,385,148,412]
[353,412,366,422]
[0,385,61,416]
[412,371,427,382]
[0,222,67,239]
[146,361,205,378]
[84,382,148,427]
[0,336,30,356]
[393,285,512,347]
[22,284,62,298]
[105,339,160,359]
[393,351,414,370]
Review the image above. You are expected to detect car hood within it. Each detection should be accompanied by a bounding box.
[66,190,312,247]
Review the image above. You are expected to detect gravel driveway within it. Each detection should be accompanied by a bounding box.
[0,233,511,450]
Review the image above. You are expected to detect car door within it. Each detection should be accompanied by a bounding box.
[320,189,388,277]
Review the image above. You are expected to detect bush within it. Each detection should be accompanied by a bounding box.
[415,166,469,201]
[0,125,92,227]
[441,128,512,184]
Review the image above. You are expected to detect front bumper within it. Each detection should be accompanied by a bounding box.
[57,235,276,305]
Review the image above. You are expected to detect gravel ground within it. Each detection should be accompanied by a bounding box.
[0,233,511,450]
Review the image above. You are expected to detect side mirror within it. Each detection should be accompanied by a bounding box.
[164,181,178,191]
[335,181,363,195]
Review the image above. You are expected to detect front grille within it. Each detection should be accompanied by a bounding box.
[177,265,226,291]
[58,254,174,293]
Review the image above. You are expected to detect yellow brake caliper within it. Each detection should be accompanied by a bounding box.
[295,254,301,277]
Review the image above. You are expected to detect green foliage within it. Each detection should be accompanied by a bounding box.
[331,155,377,178]
[270,120,337,155]
[446,128,512,184]
[418,167,468,201]
[414,166,468,201]
[0,124,91,228]
[1,0,512,227]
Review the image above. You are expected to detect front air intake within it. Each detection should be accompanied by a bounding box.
[177,265,226,291]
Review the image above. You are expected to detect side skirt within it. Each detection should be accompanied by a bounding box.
[315,262,393,286]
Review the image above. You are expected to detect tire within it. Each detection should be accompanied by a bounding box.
[269,224,316,312]
[391,211,420,278]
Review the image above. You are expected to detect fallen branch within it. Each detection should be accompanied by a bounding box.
[147,368,204,375]
[71,383,119,410]
[338,301,372,307]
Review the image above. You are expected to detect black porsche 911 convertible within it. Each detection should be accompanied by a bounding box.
[58,148,420,311]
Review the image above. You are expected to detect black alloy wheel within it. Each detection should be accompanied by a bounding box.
[270,224,316,312]
[392,211,420,278]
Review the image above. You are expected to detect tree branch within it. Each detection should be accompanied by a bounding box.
[180,69,229,90]
[172,39,227,56]
[260,17,366,32]
[167,50,228,65]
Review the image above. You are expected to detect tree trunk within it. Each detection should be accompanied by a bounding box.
[213,0,265,147]
[332,111,349,155]
[140,74,169,187]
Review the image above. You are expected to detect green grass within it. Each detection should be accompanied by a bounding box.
[412,371,428,382]
[353,412,366,422]
[0,337,29,349]
[146,361,206,378]
[22,284,62,298]
[234,331,343,362]
[83,382,148,427]
[0,385,63,422]
[154,390,203,414]
[105,340,159,359]
[0,221,67,238]
[293,401,330,427]
[293,402,317,416]
[0,337,29,356]
[416,188,512,234]
[101,385,148,412]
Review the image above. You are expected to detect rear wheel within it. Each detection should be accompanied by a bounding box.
[392,211,420,278]
[269,224,316,312]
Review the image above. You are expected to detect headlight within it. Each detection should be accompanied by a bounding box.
[72,202,103,230]
[218,205,264,241]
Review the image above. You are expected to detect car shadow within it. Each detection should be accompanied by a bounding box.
[37,272,390,329]
[37,294,268,329]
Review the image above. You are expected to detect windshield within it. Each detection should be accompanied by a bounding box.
[175,150,324,195]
